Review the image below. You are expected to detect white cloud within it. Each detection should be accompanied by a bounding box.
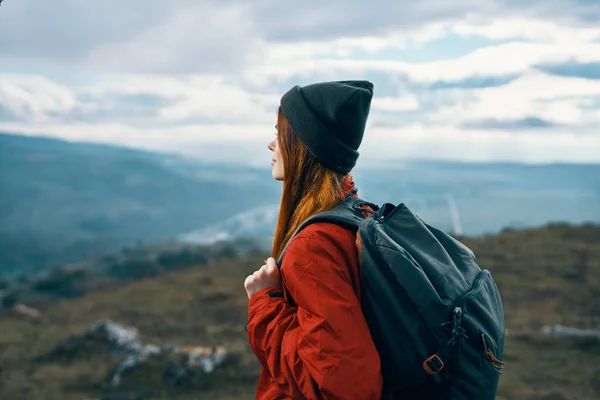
[257,21,452,61]
[359,124,600,164]
[433,71,600,126]
[250,39,600,84]
[0,73,279,125]
[452,17,600,43]
[84,3,265,74]
[0,75,77,122]
[1,13,599,163]
[1,120,598,165]
[372,95,420,112]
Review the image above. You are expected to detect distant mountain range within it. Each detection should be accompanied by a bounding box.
[1,132,599,276]
[184,159,600,247]
[0,133,279,275]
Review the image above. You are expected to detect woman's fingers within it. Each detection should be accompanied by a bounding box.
[266,257,277,270]
[244,258,282,299]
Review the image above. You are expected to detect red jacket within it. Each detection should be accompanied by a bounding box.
[247,182,383,399]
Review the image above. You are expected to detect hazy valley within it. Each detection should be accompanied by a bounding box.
[1,132,598,277]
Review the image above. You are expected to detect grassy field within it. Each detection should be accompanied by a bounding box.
[0,223,599,399]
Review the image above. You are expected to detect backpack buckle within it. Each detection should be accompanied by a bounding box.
[423,354,444,375]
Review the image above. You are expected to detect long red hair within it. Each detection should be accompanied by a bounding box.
[272,106,349,260]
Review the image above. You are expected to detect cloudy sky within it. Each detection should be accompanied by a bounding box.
[0,0,599,166]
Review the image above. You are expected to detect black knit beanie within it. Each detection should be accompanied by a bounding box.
[280,80,374,174]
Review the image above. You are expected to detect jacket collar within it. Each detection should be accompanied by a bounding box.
[341,174,358,200]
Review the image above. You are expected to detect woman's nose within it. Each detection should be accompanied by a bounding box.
[268,140,275,151]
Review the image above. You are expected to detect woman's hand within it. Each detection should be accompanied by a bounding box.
[244,257,282,299]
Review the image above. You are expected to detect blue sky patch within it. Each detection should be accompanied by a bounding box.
[463,117,558,130]
[535,62,600,80]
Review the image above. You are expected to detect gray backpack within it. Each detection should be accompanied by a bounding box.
[277,195,506,399]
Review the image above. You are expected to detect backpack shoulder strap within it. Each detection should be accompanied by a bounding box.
[276,197,373,266]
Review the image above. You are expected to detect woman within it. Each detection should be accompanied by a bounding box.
[244,81,383,399]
